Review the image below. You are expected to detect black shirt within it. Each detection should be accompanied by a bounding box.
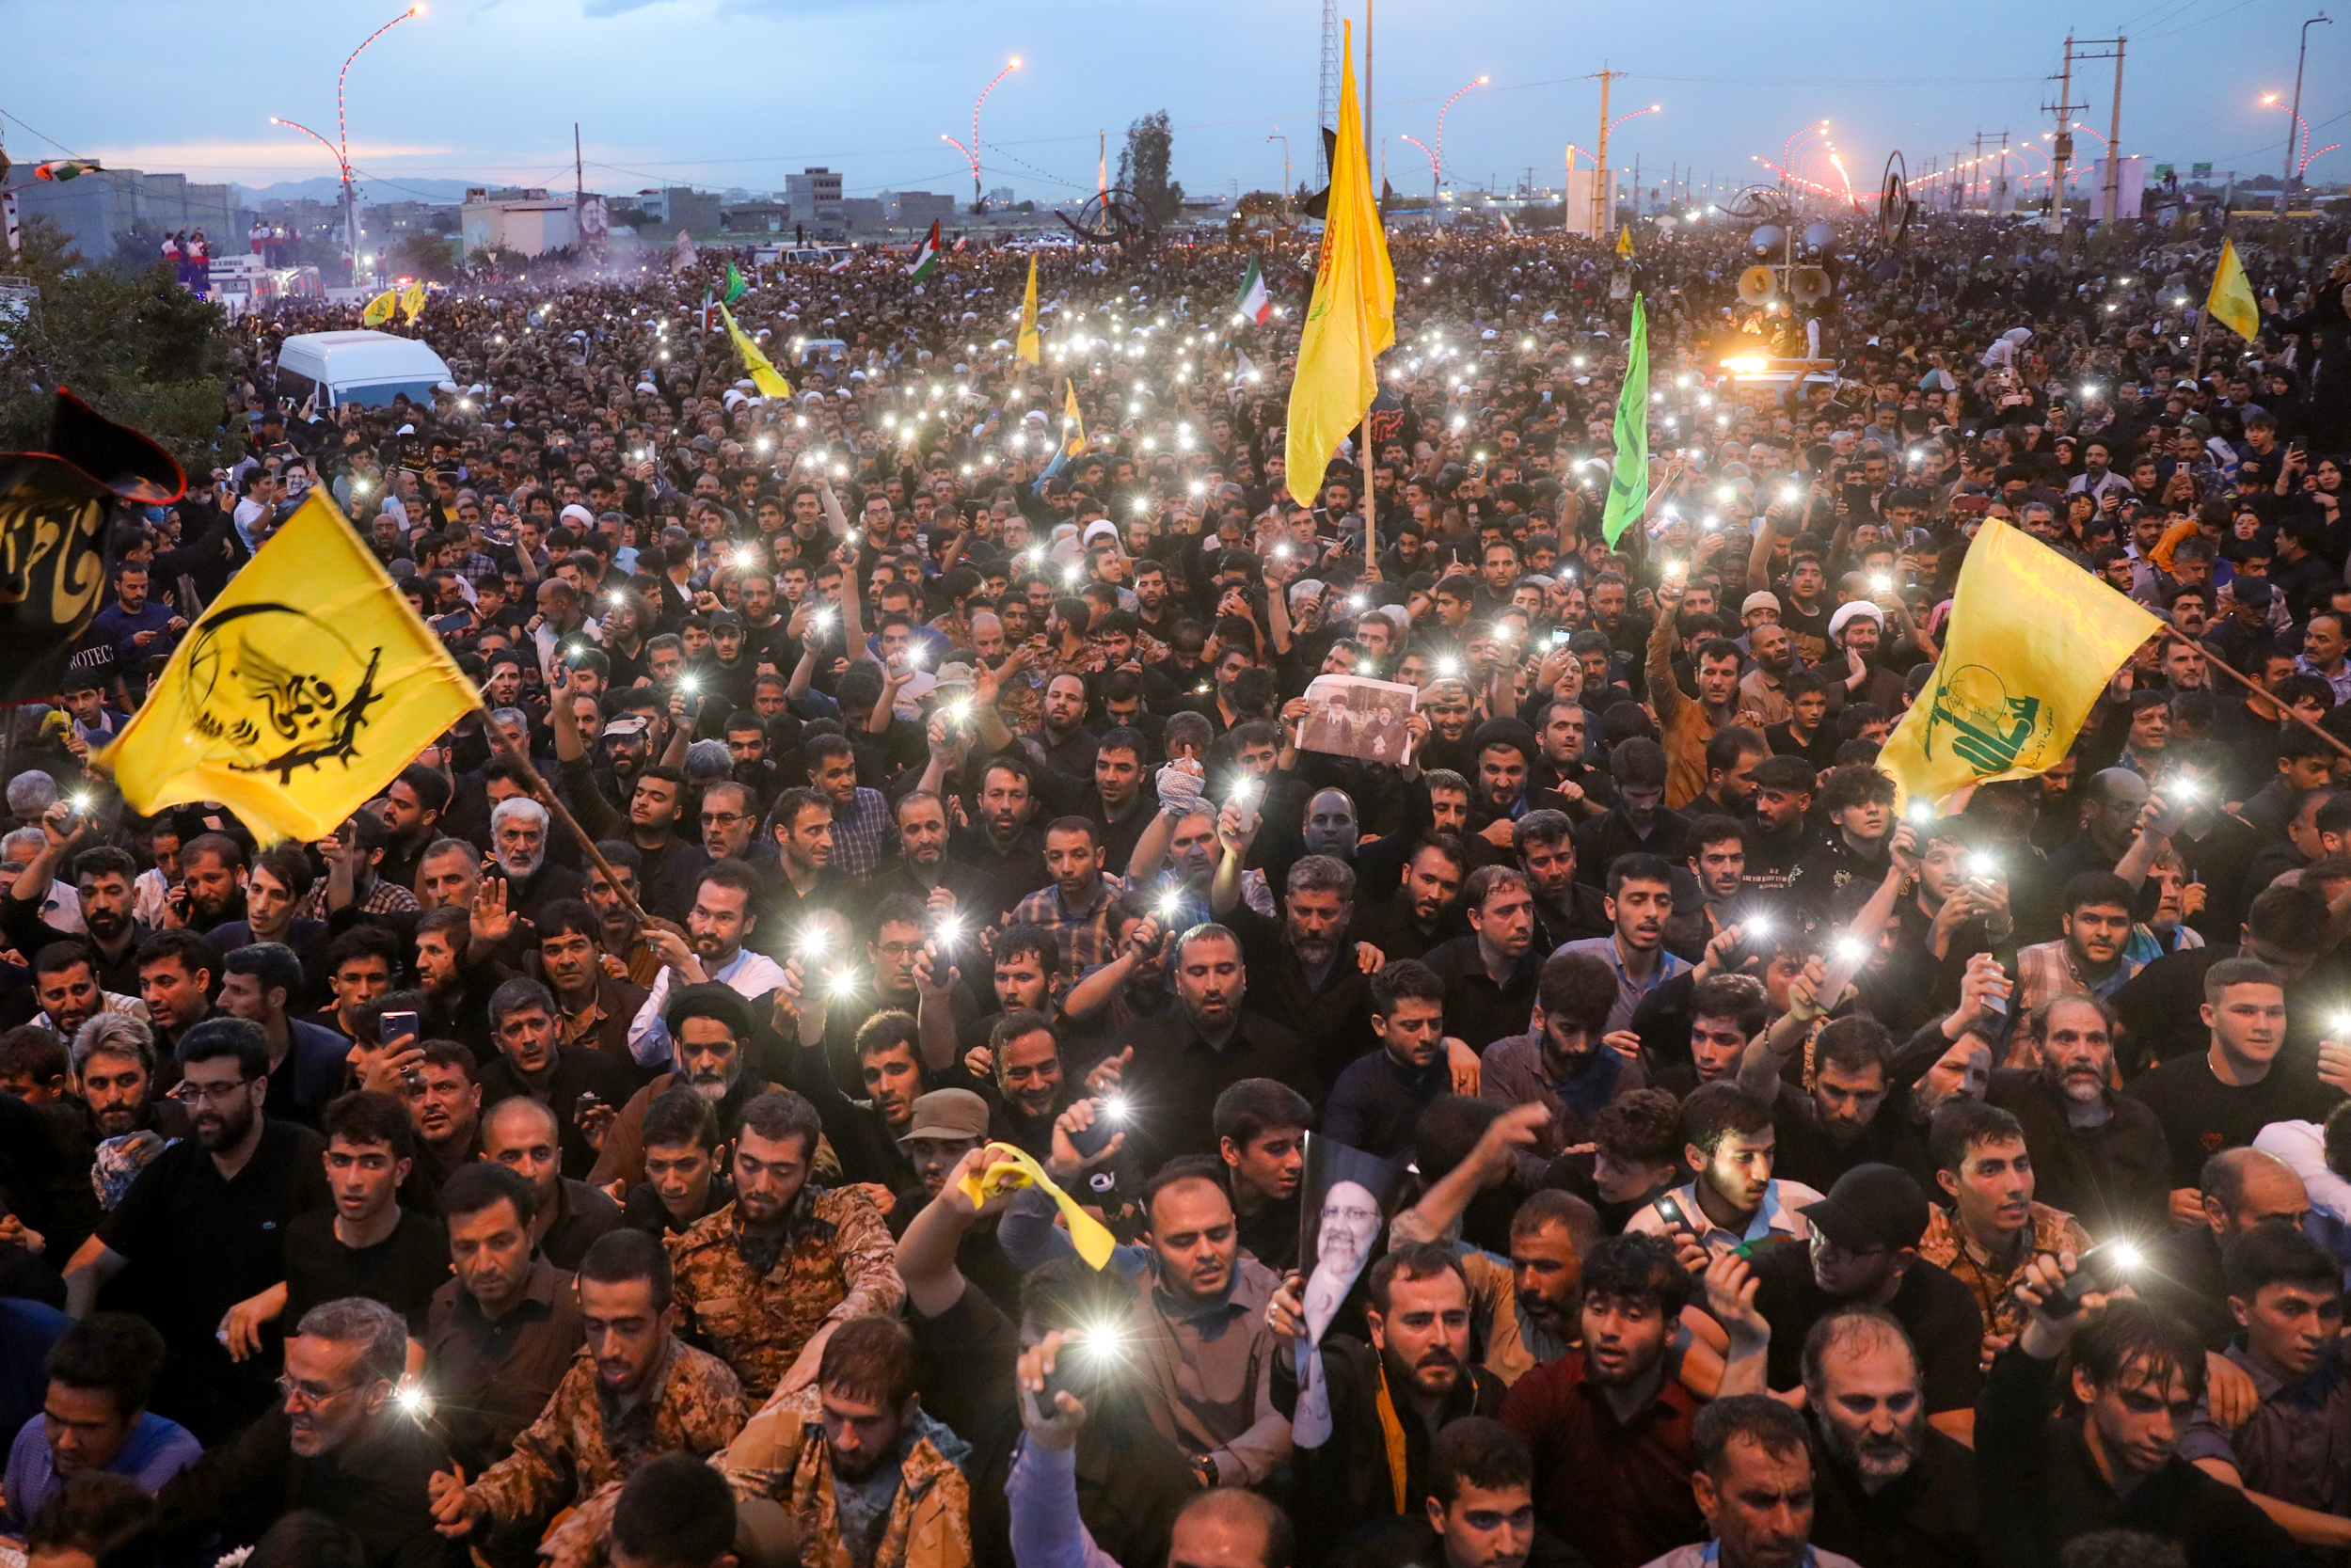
[1750,1243,1984,1417]
[477,1045,641,1180]
[1421,936,1543,1053]
[2125,1049,2343,1188]
[155,1405,467,1568]
[1804,1418,1981,1568]
[103,1118,329,1442]
[282,1207,452,1335]
[1120,1007,1315,1173]
[1985,1069,2174,1238]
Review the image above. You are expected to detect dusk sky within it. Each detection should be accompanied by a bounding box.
[6,0,2332,205]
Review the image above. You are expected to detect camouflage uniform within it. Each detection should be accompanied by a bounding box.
[1917,1200,2092,1354]
[667,1187,905,1402]
[462,1333,745,1527]
[719,1385,975,1568]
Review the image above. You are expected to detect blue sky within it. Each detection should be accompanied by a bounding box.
[5,0,2332,204]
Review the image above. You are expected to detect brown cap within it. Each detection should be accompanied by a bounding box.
[899,1088,990,1144]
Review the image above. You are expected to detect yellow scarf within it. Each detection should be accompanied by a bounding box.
[1373,1359,1410,1514]
[955,1142,1117,1267]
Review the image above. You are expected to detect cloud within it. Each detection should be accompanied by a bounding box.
[89,139,454,172]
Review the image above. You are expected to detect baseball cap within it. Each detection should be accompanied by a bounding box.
[900,1088,990,1144]
[1801,1164,1930,1253]
[602,714,651,740]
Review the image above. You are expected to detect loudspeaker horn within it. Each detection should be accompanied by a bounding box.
[1738,265,1778,307]
[1790,265,1832,307]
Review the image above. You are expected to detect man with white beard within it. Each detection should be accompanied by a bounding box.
[488,797,585,919]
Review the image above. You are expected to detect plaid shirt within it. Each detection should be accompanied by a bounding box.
[1011,873,1128,980]
[295,876,422,922]
[827,784,892,887]
[455,548,502,584]
[2014,938,2142,1018]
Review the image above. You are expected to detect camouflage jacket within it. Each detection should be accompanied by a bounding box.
[464,1333,745,1525]
[1917,1200,2092,1353]
[667,1187,905,1402]
[719,1385,974,1568]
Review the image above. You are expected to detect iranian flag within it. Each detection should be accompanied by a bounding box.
[906,220,940,280]
[1234,256,1272,325]
[827,255,853,273]
[952,233,968,253]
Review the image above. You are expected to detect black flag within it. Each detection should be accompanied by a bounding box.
[0,389,183,703]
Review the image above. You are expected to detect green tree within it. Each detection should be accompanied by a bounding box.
[1117,111,1184,226]
[0,216,241,471]
[389,231,458,280]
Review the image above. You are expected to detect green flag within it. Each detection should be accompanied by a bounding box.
[1599,293,1650,546]
[723,261,747,305]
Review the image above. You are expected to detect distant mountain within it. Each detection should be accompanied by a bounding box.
[234,175,481,206]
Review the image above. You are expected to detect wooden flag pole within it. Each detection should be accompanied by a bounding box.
[469,699,657,930]
[2160,626,2351,769]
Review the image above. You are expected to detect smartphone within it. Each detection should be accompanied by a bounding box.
[379,1010,420,1048]
[1653,1192,1691,1232]
[2041,1237,2140,1318]
[1069,1095,1124,1159]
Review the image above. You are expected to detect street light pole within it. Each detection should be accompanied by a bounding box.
[2282,13,2333,214]
[965,57,1022,213]
[1266,131,1291,210]
[335,6,424,284]
[1434,75,1488,203]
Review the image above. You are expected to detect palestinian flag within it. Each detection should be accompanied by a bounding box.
[906,220,940,281]
[1234,256,1272,325]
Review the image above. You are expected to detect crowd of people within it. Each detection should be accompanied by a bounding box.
[1,195,2350,1568]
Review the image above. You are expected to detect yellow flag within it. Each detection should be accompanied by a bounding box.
[398,281,426,324]
[1616,224,1634,258]
[956,1142,1116,1268]
[101,492,479,844]
[1283,18,1394,508]
[2207,237,2261,342]
[1060,376,1086,458]
[1877,518,2161,809]
[358,289,397,327]
[1017,253,1041,366]
[718,303,790,398]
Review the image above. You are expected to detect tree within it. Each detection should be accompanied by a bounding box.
[0,216,242,472]
[389,232,458,281]
[1118,111,1184,226]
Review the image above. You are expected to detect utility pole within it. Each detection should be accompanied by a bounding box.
[1632,152,1642,217]
[2281,14,2334,215]
[573,121,583,204]
[2105,37,2126,222]
[2044,36,2084,233]
[1590,65,1621,238]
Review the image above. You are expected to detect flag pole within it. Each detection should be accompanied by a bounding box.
[471,698,658,929]
[2161,627,2351,769]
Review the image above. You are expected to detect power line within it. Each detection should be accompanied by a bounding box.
[0,108,88,160]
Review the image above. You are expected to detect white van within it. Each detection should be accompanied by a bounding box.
[274,329,453,408]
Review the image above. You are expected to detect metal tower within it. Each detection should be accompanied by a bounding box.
[1318,0,1339,186]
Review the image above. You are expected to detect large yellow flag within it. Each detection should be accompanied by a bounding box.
[2207,237,2261,342]
[1616,224,1634,258]
[718,303,791,398]
[1877,518,2161,809]
[358,289,397,327]
[1060,376,1086,457]
[1017,254,1041,366]
[101,492,479,843]
[398,281,426,324]
[1283,19,1393,507]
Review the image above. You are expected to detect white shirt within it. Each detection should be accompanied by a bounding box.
[627,945,788,1067]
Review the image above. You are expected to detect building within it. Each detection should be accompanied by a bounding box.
[984,185,1015,210]
[637,186,723,235]
[723,199,790,234]
[785,167,844,229]
[459,189,578,258]
[881,190,956,228]
[10,167,250,264]
[838,198,887,232]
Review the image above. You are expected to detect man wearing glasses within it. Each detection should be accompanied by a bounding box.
[1742,1163,1987,1446]
[154,1294,465,1568]
[61,1018,329,1443]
